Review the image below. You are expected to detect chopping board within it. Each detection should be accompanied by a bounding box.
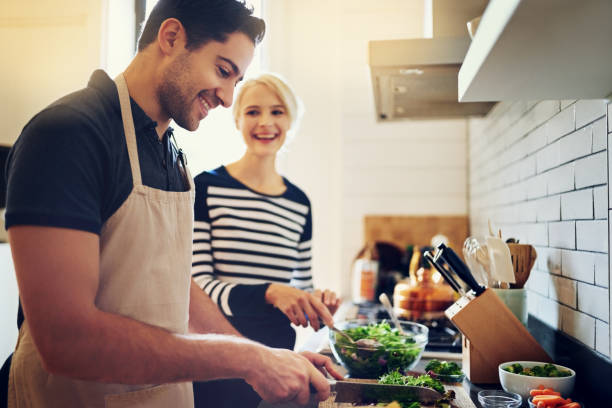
[363,215,469,255]
[319,384,476,408]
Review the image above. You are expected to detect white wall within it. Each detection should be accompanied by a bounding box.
[1,0,471,355]
[263,0,469,298]
[468,99,610,358]
[0,244,18,362]
[0,0,118,362]
[0,0,107,146]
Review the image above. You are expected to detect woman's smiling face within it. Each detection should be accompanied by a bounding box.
[236,83,291,157]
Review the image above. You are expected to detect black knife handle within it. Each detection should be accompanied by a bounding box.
[437,243,485,295]
[423,250,462,294]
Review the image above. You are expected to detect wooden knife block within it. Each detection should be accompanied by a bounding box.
[445,288,551,383]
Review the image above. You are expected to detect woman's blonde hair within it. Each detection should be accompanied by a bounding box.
[232,72,303,132]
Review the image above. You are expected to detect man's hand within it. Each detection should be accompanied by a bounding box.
[299,351,344,380]
[245,348,331,405]
[265,284,334,330]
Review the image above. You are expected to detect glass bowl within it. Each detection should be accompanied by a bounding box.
[477,390,522,408]
[328,318,428,379]
[429,372,465,383]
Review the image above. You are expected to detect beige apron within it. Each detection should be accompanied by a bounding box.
[8,74,195,408]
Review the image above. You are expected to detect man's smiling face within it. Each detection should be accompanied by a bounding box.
[157,31,255,131]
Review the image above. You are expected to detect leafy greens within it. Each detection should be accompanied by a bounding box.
[332,321,423,378]
[379,370,445,394]
[502,363,572,377]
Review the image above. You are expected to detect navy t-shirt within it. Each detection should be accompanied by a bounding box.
[5,70,188,234]
[4,70,190,334]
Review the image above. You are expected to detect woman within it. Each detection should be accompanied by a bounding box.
[191,73,340,407]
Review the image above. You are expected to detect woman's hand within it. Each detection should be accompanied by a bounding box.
[312,289,341,316]
[265,284,334,331]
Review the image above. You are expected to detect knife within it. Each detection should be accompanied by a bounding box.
[332,379,444,405]
[436,243,486,296]
[424,250,465,296]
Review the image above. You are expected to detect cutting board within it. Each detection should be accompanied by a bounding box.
[363,215,469,255]
[319,384,476,408]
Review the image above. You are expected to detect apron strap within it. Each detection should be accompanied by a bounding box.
[114,74,142,187]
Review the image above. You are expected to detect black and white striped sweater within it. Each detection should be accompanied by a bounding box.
[191,166,313,317]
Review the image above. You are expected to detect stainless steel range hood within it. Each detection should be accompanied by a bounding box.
[368,0,495,121]
[369,37,496,121]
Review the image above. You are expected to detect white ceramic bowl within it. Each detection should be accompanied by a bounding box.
[498,361,575,400]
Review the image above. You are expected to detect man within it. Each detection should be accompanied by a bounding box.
[3,1,340,407]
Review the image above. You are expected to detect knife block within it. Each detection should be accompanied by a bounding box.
[445,288,551,384]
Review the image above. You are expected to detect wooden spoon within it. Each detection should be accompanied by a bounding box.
[508,244,537,288]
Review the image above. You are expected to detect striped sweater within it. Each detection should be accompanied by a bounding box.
[191,166,313,318]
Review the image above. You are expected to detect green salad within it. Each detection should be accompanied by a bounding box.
[379,369,445,394]
[375,370,453,408]
[425,360,462,376]
[331,321,424,378]
[502,363,572,377]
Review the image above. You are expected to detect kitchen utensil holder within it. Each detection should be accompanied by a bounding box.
[445,288,551,383]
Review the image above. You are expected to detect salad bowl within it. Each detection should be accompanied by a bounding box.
[499,361,575,400]
[328,319,428,378]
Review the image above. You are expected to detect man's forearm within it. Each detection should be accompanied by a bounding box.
[42,306,258,385]
[188,280,242,335]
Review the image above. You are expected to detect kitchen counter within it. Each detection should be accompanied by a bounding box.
[298,313,611,407]
[299,328,476,407]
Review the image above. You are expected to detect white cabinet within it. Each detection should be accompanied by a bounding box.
[458,0,612,102]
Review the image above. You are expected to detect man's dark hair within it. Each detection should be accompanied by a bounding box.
[138,0,265,52]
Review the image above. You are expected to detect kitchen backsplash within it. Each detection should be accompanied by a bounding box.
[467,99,610,359]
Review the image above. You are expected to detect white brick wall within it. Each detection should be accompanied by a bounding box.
[537,142,561,173]
[559,127,592,163]
[537,195,561,221]
[593,118,607,152]
[575,100,607,128]
[561,190,592,220]
[532,292,561,329]
[549,221,576,249]
[575,151,607,188]
[594,186,607,219]
[596,320,610,356]
[547,163,575,194]
[561,305,595,348]
[577,220,608,252]
[561,250,595,283]
[551,275,577,308]
[469,99,610,358]
[595,253,608,287]
[577,282,609,322]
[547,105,575,143]
[608,103,611,134]
[537,246,561,273]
